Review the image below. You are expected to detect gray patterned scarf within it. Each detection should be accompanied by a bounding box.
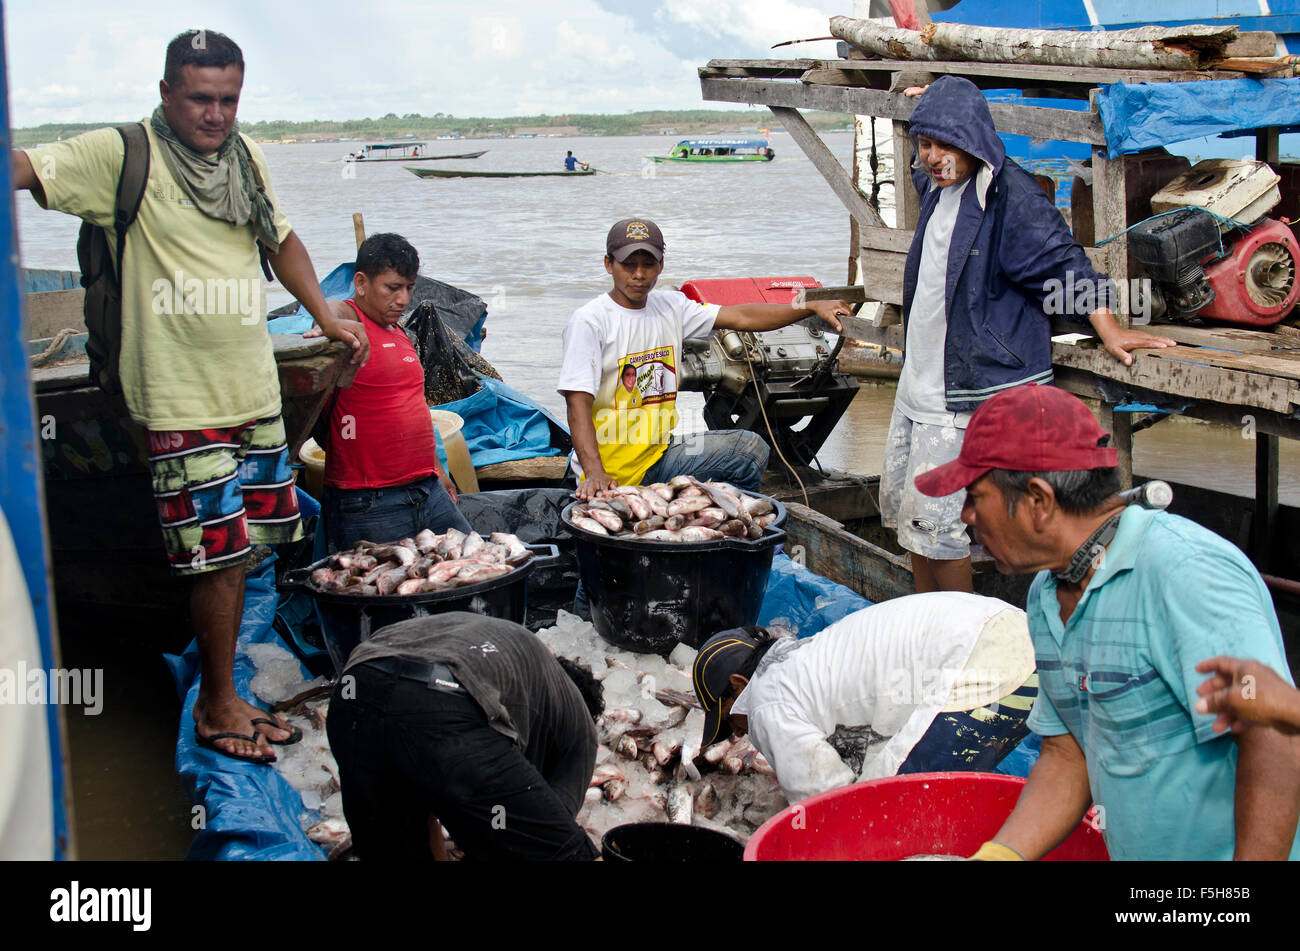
[149,105,281,254]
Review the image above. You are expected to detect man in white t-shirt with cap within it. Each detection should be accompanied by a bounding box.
[691,592,1038,803]
[557,218,849,501]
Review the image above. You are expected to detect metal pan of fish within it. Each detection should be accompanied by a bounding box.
[562,477,786,548]
[280,529,559,605]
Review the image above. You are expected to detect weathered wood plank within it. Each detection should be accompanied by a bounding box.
[475,456,568,481]
[698,77,1108,144]
[1155,324,1300,354]
[1091,130,1128,323]
[858,247,907,305]
[1145,344,1300,382]
[826,57,1239,86]
[26,289,85,339]
[769,105,887,231]
[1052,343,1300,414]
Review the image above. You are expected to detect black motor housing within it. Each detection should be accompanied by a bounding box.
[1129,208,1223,316]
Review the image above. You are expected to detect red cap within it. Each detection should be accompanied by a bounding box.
[914,384,1118,498]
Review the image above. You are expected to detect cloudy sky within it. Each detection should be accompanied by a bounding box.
[5,0,854,126]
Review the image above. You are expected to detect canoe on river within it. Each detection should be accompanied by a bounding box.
[406,167,597,179]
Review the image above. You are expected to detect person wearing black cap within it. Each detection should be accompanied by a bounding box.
[557,217,849,502]
[692,592,1039,804]
[914,383,1300,861]
[326,612,604,861]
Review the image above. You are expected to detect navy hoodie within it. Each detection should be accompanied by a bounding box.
[902,76,1111,412]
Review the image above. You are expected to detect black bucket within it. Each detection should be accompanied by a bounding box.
[601,822,743,862]
[561,498,785,655]
[280,544,559,674]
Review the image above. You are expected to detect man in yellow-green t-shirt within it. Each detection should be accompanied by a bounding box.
[13,30,368,766]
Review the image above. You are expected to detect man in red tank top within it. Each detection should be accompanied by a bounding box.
[321,234,471,550]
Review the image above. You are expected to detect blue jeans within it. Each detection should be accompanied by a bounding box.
[642,429,769,492]
[573,429,770,616]
[325,475,472,552]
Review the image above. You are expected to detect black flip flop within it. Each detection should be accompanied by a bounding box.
[194,728,276,765]
[252,715,303,746]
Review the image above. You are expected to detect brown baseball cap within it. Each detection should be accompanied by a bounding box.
[606,218,665,262]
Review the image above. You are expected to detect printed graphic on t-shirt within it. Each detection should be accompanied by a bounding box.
[624,345,676,404]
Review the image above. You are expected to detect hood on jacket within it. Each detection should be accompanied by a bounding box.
[908,76,1006,208]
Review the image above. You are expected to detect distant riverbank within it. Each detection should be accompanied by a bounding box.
[11,109,853,149]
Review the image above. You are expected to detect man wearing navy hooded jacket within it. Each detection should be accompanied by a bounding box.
[879,76,1174,595]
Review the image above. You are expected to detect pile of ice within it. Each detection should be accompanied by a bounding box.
[246,643,347,856]
[537,610,789,847]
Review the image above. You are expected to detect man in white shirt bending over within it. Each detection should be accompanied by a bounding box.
[692,592,1038,803]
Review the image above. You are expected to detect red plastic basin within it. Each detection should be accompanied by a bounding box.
[744,772,1109,861]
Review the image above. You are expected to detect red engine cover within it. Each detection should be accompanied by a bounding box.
[680,276,822,307]
[1198,218,1300,327]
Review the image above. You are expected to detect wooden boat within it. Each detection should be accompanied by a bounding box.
[346,142,488,162]
[406,167,597,179]
[761,467,1300,640]
[649,137,775,164]
[26,269,355,614]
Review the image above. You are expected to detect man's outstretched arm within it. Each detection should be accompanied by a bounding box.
[982,732,1092,860]
[267,231,369,368]
[563,390,616,499]
[10,151,41,197]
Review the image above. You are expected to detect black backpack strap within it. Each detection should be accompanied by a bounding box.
[235,133,278,282]
[112,122,150,283]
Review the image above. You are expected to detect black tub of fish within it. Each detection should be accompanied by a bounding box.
[561,487,786,656]
[601,823,743,862]
[281,531,557,674]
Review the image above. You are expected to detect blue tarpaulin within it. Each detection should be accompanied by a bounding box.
[757,553,872,637]
[1096,78,1300,158]
[164,491,327,861]
[266,264,489,352]
[433,376,566,469]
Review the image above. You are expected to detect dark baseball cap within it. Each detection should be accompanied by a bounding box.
[915,384,1118,498]
[606,218,665,262]
[692,626,762,748]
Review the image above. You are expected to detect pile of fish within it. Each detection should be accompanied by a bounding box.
[568,477,780,543]
[537,611,789,846]
[308,528,533,596]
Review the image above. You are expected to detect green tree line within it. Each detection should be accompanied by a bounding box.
[11,109,854,148]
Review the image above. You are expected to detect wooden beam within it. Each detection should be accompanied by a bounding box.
[1257,126,1281,165]
[1090,113,1129,323]
[768,105,887,230]
[1252,433,1280,567]
[698,77,1108,144]
[1099,402,1134,490]
[1226,32,1281,57]
[1145,345,1300,382]
[858,248,907,305]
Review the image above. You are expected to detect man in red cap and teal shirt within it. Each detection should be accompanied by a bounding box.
[915,383,1300,860]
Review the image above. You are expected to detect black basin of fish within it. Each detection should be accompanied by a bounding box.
[561,497,785,656]
[280,544,558,674]
[601,822,743,862]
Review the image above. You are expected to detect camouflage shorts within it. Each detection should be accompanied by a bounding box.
[879,407,970,560]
